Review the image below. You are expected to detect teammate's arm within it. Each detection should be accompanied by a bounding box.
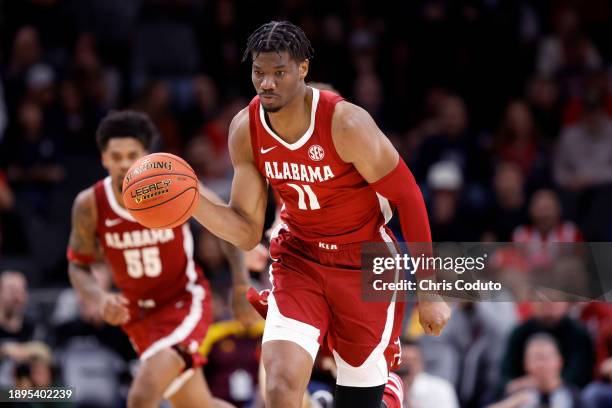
[198,182,260,327]
[192,108,268,251]
[67,189,129,326]
[331,101,451,336]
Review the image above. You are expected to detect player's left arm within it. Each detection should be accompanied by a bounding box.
[331,101,451,336]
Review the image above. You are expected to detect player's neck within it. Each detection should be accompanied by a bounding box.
[112,182,126,209]
[266,86,312,144]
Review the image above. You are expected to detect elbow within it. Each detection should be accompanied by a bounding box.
[236,236,261,251]
[235,227,262,251]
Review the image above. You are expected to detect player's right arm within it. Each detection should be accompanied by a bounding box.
[192,108,268,251]
[67,188,129,325]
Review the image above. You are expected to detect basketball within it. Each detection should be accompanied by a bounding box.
[122,152,199,229]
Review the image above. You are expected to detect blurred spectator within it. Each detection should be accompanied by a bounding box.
[53,289,134,408]
[553,87,612,240]
[492,333,583,408]
[500,301,595,391]
[0,270,42,387]
[12,343,56,388]
[200,320,264,407]
[133,81,181,153]
[399,339,459,408]
[582,357,612,408]
[4,26,43,113]
[493,100,548,181]
[24,63,57,109]
[0,270,34,342]
[353,73,385,127]
[526,76,562,151]
[5,100,65,183]
[554,89,612,192]
[420,302,516,407]
[414,94,488,185]
[51,79,101,154]
[513,189,582,243]
[182,75,220,139]
[536,6,602,85]
[426,160,480,241]
[485,162,528,241]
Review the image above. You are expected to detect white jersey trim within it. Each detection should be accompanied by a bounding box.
[259,87,320,151]
[140,223,205,362]
[103,176,137,222]
[376,192,393,224]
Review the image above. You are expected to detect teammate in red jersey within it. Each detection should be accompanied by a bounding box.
[67,111,250,408]
[192,21,451,408]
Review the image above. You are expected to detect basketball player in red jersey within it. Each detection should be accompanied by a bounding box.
[67,111,250,408]
[191,21,451,408]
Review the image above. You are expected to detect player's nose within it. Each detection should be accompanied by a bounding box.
[120,159,134,172]
[261,76,276,90]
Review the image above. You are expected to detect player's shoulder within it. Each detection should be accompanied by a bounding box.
[72,186,97,221]
[331,101,376,158]
[228,107,254,160]
[331,100,372,134]
[229,107,250,137]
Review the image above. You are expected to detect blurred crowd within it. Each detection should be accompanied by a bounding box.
[1,0,612,407]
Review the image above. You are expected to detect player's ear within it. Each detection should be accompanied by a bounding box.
[100,151,110,171]
[299,59,309,80]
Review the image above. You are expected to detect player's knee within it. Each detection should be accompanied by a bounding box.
[265,369,302,401]
[128,383,159,408]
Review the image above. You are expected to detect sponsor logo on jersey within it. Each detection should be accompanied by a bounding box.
[308,144,325,161]
[260,146,277,154]
[130,180,172,204]
[264,161,335,183]
[125,160,173,184]
[104,228,175,249]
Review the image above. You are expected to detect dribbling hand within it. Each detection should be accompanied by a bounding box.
[99,293,130,326]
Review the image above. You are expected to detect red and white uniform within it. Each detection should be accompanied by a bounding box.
[93,176,212,367]
[249,88,403,387]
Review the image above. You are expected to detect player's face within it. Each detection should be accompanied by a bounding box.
[101,138,148,192]
[251,51,308,113]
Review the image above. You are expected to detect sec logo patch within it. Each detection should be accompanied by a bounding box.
[308,144,325,161]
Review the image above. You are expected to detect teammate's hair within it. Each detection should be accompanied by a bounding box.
[242,21,314,63]
[96,110,156,151]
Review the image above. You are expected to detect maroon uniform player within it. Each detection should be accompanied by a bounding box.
[67,111,247,408]
[190,22,451,408]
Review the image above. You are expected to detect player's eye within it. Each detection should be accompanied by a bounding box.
[254,70,263,76]
[275,71,286,77]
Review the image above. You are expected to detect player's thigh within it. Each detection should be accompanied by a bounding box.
[327,268,405,387]
[264,259,330,362]
[130,347,185,401]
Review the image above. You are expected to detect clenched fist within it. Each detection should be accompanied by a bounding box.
[418,300,451,336]
[99,292,130,326]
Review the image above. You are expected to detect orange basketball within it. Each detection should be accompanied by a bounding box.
[122,152,199,229]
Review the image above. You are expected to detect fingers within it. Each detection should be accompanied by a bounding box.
[101,294,130,325]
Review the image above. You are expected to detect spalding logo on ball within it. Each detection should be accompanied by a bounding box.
[122,153,199,229]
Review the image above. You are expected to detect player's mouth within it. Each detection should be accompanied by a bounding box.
[260,94,279,101]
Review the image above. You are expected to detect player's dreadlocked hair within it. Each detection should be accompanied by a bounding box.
[242,21,314,62]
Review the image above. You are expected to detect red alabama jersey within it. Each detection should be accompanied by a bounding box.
[249,88,391,244]
[93,177,203,309]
